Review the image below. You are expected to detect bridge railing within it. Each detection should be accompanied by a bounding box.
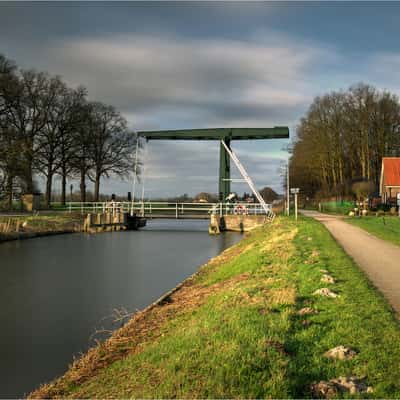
[66,201,271,217]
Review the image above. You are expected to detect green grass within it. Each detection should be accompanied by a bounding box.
[32,217,400,398]
[347,216,400,247]
[320,201,355,215]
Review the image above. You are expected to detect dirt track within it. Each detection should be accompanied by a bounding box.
[301,210,400,315]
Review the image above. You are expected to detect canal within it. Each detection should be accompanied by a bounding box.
[0,220,242,398]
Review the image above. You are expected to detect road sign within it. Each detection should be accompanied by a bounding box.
[290,188,300,194]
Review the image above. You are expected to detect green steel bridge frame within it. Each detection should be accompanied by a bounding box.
[137,127,289,201]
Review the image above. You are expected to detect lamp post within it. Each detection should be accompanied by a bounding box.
[278,160,290,216]
[286,159,290,216]
[290,188,300,221]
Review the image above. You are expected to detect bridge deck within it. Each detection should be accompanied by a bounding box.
[67,201,271,219]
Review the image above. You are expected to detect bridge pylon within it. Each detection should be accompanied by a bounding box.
[219,138,231,201]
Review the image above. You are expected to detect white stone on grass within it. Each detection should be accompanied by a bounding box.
[311,376,373,398]
[297,307,319,316]
[324,345,357,360]
[321,274,335,284]
[319,269,328,273]
[313,288,339,298]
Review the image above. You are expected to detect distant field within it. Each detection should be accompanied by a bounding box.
[31,216,400,399]
[347,216,400,247]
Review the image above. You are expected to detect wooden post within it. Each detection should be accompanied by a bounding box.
[84,214,91,232]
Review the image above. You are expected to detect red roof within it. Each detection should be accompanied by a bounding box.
[383,158,400,186]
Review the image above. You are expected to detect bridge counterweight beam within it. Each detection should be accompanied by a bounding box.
[219,138,231,201]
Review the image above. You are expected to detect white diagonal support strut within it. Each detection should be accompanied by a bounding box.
[221,139,275,221]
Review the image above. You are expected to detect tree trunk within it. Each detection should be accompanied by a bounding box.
[6,175,13,211]
[25,161,34,193]
[24,140,34,193]
[61,169,67,206]
[94,172,101,202]
[80,169,86,203]
[45,169,53,208]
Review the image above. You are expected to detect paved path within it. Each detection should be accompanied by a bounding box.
[301,210,400,315]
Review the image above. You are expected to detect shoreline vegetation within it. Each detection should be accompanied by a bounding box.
[301,207,400,248]
[346,216,400,247]
[29,216,400,399]
[0,214,84,243]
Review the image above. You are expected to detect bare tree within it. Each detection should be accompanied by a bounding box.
[2,69,55,193]
[57,87,87,205]
[290,83,400,199]
[259,187,278,203]
[35,79,88,207]
[72,102,94,203]
[0,54,21,208]
[352,180,375,203]
[1,53,139,208]
[86,102,136,201]
[35,76,68,207]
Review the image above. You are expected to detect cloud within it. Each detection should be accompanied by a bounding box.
[41,32,326,130]
[33,31,319,196]
[3,3,400,197]
[5,29,331,196]
[361,52,400,94]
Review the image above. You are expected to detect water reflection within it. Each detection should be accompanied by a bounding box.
[0,220,242,398]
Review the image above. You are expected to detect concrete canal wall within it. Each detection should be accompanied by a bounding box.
[209,214,267,234]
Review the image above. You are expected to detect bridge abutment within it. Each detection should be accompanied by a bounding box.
[209,214,267,234]
[83,212,146,233]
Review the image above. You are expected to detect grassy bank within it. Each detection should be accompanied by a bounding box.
[0,214,84,242]
[30,216,400,398]
[347,216,400,247]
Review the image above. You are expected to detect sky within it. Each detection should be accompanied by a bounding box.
[1,1,400,198]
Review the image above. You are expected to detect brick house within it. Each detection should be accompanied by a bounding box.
[380,157,400,205]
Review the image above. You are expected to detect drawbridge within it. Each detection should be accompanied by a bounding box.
[136,127,289,221]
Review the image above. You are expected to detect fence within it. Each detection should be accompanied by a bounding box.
[66,201,271,218]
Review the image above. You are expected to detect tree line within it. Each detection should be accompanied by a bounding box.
[0,54,138,209]
[289,83,400,199]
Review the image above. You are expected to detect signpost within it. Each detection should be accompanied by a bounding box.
[290,188,300,221]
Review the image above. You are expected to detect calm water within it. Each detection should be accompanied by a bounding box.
[0,220,242,398]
